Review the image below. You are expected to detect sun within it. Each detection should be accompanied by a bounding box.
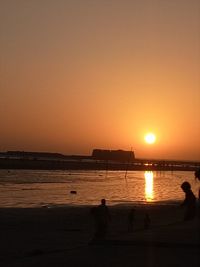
[144,133,156,144]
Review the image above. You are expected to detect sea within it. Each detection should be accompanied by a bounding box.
[0,169,199,208]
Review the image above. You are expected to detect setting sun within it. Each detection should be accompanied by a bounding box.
[144,133,156,144]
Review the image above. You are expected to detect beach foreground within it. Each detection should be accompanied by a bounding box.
[0,204,199,267]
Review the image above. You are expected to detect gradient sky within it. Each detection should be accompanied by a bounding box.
[1,0,200,160]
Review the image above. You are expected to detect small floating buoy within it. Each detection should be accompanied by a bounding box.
[70,190,77,194]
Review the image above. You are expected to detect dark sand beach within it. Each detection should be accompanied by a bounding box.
[0,204,199,267]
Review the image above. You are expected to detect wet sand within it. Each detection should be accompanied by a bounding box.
[0,204,199,267]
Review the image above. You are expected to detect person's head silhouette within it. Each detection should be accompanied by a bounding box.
[101,199,106,205]
[181,181,191,192]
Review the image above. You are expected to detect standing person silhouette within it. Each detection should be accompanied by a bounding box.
[92,199,110,240]
[195,169,200,202]
[180,181,196,221]
[194,169,200,244]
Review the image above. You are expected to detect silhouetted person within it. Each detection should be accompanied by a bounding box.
[128,208,135,232]
[180,181,196,221]
[195,168,200,181]
[195,168,200,201]
[194,169,200,244]
[92,199,110,240]
[144,212,151,229]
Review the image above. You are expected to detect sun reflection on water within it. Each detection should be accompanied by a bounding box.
[145,171,154,202]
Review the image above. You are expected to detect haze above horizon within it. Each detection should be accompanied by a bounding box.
[1,0,200,161]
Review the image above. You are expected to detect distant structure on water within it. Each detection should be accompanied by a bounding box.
[1,151,65,160]
[92,149,135,162]
[0,149,135,162]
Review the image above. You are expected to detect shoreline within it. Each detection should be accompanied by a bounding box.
[0,199,182,209]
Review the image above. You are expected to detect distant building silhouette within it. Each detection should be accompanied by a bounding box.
[0,151,91,161]
[92,149,135,162]
[4,151,65,159]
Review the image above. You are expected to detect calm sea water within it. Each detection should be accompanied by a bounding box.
[0,170,198,208]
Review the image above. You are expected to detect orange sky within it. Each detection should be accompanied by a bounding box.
[0,0,200,160]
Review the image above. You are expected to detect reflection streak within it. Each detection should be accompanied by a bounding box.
[145,171,154,201]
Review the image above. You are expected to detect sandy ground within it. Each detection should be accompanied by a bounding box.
[0,204,199,267]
